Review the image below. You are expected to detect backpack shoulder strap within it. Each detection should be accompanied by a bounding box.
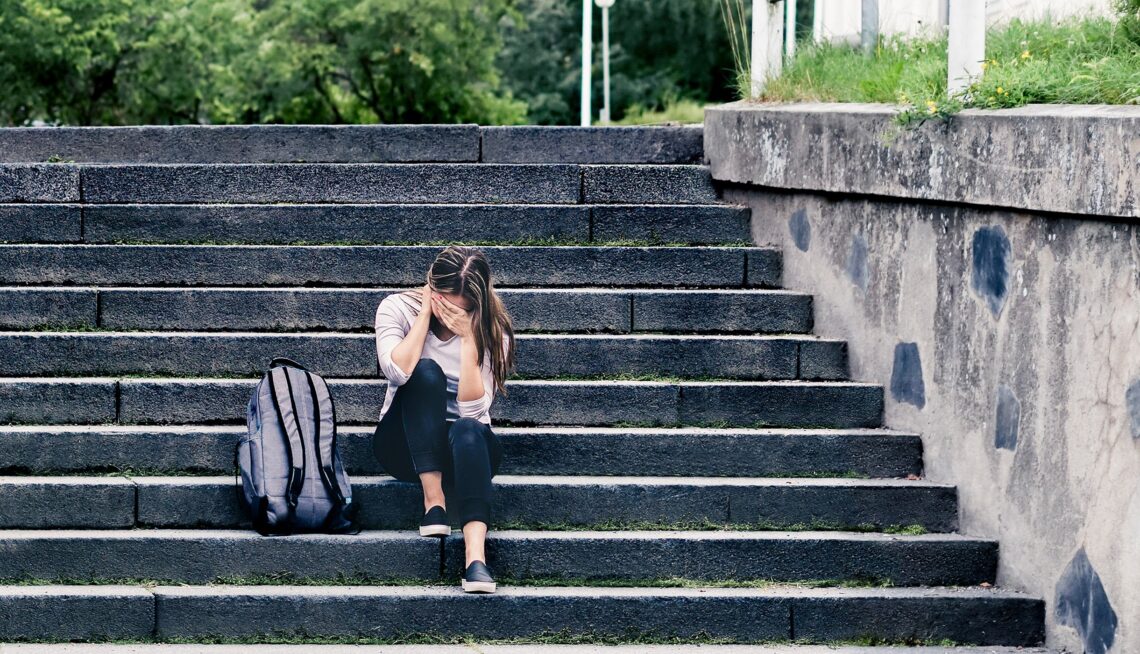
[267,367,307,527]
[305,371,348,506]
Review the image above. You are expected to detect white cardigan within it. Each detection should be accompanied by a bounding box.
[373,292,507,426]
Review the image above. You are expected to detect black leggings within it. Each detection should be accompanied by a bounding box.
[372,358,502,526]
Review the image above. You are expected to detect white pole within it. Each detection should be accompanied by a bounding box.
[581,0,592,126]
[601,5,611,123]
[767,1,784,81]
[861,0,878,55]
[785,0,797,59]
[812,0,823,44]
[750,0,767,98]
[750,0,784,97]
[947,0,986,96]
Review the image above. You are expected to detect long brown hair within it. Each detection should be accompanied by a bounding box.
[398,246,516,395]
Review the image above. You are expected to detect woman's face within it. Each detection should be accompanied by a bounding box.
[430,288,474,317]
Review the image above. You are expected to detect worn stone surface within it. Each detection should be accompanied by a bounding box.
[0,585,154,640]
[0,165,80,202]
[0,333,835,380]
[591,205,749,244]
[789,587,1045,646]
[0,125,481,163]
[0,333,377,378]
[0,426,923,478]
[91,287,811,334]
[0,378,116,425]
[706,102,1140,219]
[0,529,992,587]
[442,531,995,585]
[677,382,883,428]
[481,126,704,164]
[583,166,718,204]
[147,585,1040,643]
[512,334,808,380]
[0,530,439,582]
[96,288,628,332]
[82,164,582,204]
[114,379,683,426]
[0,647,1041,654]
[720,478,957,531]
[84,204,590,244]
[129,475,957,531]
[152,586,791,640]
[0,288,96,329]
[630,289,811,333]
[0,477,135,528]
[799,340,849,380]
[0,245,754,287]
[723,185,1140,653]
[0,204,82,242]
[746,249,783,288]
[111,378,885,427]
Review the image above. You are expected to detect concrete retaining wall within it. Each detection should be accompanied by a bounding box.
[706,101,1140,654]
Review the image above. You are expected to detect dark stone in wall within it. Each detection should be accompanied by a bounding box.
[1055,548,1118,654]
[846,233,869,292]
[994,385,1020,450]
[1127,379,1140,440]
[789,209,810,251]
[889,342,926,409]
[971,225,1011,318]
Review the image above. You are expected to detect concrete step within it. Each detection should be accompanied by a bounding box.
[0,475,956,531]
[443,530,997,586]
[480,126,703,164]
[0,425,922,478]
[0,378,883,427]
[0,245,779,288]
[73,203,749,245]
[0,287,814,334]
[0,163,718,204]
[0,125,702,164]
[0,647,1057,654]
[0,529,995,586]
[0,204,81,243]
[0,584,1044,645]
[0,332,848,380]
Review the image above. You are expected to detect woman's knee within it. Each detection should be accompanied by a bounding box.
[448,417,486,449]
[405,358,446,391]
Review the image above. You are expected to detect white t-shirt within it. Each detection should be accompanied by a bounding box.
[373,292,508,426]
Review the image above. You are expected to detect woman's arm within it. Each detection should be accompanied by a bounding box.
[456,337,485,405]
[375,285,432,385]
[456,333,508,419]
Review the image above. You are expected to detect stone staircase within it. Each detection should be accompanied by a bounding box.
[0,125,1045,648]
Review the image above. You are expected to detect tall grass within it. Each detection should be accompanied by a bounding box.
[718,0,752,99]
[760,16,1140,123]
[616,97,706,125]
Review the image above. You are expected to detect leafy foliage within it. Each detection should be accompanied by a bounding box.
[497,0,740,124]
[0,0,525,125]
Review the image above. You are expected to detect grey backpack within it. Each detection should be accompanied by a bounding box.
[235,358,359,536]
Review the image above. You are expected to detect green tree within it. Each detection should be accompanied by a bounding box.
[0,0,525,125]
[498,0,740,124]
[0,0,135,125]
[216,0,526,124]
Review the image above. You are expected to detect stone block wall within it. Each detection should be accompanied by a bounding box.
[706,102,1139,654]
